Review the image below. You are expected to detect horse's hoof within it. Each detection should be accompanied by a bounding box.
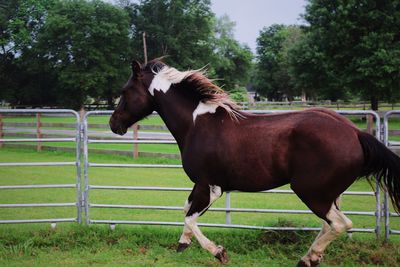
[176,242,190,252]
[297,260,309,267]
[296,259,319,267]
[214,246,228,264]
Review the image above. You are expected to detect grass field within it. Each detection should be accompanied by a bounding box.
[1,110,400,265]
[1,224,400,266]
[1,147,400,266]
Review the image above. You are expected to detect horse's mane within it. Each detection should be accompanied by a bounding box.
[144,59,244,121]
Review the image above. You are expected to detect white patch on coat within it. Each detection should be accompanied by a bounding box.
[192,101,219,123]
[148,66,196,96]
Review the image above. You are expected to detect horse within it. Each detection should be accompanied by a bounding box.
[109,59,400,266]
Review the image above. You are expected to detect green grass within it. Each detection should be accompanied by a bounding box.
[1,147,400,265]
[0,224,400,266]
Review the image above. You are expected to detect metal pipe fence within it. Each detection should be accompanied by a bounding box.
[1,108,398,240]
[83,110,383,237]
[0,109,82,225]
[383,111,400,239]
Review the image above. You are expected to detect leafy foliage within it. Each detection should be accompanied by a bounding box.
[0,0,57,106]
[36,0,131,109]
[1,0,253,108]
[124,0,215,70]
[255,24,302,101]
[300,0,400,109]
[0,0,131,109]
[211,15,253,90]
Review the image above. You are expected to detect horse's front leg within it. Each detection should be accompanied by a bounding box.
[177,186,196,252]
[178,183,227,263]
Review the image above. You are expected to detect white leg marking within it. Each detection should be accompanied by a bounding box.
[179,199,193,244]
[178,223,193,244]
[301,203,353,266]
[181,185,222,255]
[209,185,222,203]
[183,199,192,214]
[185,213,220,254]
[192,101,218,123]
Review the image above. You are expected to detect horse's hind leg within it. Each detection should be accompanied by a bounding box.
[178,183,228,263]
[298,201,352,267]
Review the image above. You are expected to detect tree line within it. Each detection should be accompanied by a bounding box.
[1,0,399,110]
[0,0,252,109]
[255,0,400,110]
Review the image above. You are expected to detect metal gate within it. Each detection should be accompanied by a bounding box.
[383,111,400,239]
[0,109,82,225]
[83,110,382,237]
[1,108,395,239]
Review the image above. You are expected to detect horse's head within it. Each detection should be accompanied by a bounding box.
[109,60,157,135]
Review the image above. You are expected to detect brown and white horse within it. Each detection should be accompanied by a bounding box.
[109,59,400,266]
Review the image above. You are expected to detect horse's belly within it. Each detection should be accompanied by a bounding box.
[226,173,290,192]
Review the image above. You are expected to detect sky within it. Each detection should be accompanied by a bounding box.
[210,0,307,52]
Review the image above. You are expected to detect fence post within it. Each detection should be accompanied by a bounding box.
[366,114,374,135]
[0,114,3,148]
[225,192,231,224]
[132,123,139,158]
[36,113,42,151]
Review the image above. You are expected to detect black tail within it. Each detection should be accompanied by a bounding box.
[358,131,400,213]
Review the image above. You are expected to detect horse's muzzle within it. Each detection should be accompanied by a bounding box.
[109,115,128,136]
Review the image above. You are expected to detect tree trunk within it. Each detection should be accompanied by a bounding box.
[107,85,115,110]
[370,96,378,111]
[107,95,114,110]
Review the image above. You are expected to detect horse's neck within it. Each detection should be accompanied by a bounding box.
[153,90,197,150]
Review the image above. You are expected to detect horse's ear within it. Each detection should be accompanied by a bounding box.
[131,60,142,76]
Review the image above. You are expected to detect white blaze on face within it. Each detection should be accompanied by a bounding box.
[148,66,195,96]
[192,101,218,123]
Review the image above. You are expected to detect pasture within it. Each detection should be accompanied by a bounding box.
[1,110,400,266]
[1,146,400,266]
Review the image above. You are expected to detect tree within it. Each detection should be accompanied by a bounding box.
[255,24,302,101]
[0,0,57,106]
[124,0,215,70]
[211,14,253,90]
[302,0,400,109]
[34,0,131,109]
[288,32,348,101]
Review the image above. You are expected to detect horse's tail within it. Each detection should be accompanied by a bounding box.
[358,131,400,213]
